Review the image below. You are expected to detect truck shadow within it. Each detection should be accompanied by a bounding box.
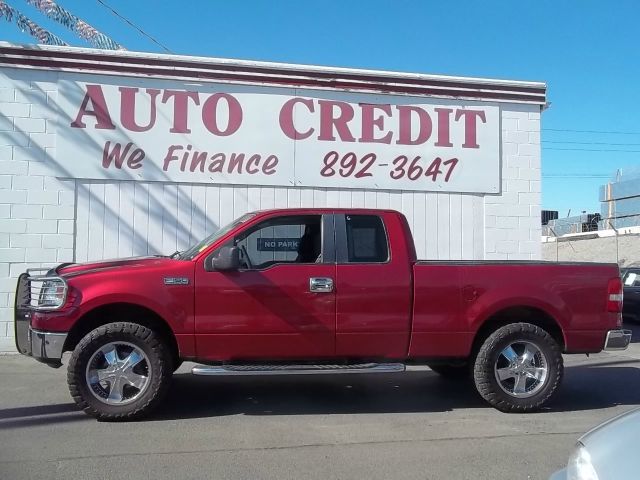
[154,362,640,420]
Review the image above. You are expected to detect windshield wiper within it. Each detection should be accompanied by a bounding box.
[169,251,182,260]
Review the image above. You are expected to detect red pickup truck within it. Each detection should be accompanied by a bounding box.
[14,208,631,420]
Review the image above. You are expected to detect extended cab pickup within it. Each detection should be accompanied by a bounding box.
[14,209,632,420]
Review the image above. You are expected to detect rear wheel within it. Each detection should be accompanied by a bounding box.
[473,322,563,412]
[67,322,172,421]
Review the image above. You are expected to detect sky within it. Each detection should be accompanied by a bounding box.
[2,0,640,217]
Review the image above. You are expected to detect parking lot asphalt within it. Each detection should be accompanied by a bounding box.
[1,322,639,480]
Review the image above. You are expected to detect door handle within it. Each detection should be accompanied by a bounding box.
[309,277,334,293]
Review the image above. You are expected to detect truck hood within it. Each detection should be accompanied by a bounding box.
[56,256,176,278]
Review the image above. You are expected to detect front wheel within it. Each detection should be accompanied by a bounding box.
[473,322,563,413]
[67,322,172,421]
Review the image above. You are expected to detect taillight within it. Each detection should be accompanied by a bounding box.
[607,277,623,313]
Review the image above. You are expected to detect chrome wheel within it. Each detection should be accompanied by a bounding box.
[85,341,151,405]
[494,341,548,398]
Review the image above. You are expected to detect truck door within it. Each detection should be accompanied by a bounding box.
[334,213,413,358]
[194,213,336,360]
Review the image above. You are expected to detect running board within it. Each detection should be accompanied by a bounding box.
[191,362,406,376]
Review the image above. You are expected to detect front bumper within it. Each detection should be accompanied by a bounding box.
[603,329,632,351]
[15,313,67,367]
[15,272,67,367]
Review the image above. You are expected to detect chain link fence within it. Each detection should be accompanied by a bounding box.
[542,215,640,266]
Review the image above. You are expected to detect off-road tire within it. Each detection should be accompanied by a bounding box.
[473,322,563,413]
[427,363,470,379]
[67,322,172,421]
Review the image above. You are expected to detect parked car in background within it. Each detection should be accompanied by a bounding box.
[621,267,640,323]
[550,407,640,480]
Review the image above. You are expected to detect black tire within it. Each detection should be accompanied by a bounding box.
[67,322,172,421]
[472,322,563,413]
[427,363,470,379]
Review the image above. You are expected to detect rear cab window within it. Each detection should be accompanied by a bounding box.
[340,214,389,263]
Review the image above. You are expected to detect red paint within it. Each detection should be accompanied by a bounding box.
[359,104,393,144]
[0,46,546,104]
[434,108,453,147]
[29,208,620,363]
[70,84,115,130]
[201,93,243,136]
[318,100,356,142]
[396,106,432,145]
[455,109,486,148]
[119,87,160,132]
[161,90,200,133]
[279,98,315,140]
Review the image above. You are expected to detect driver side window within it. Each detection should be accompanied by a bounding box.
[232,215,323,270]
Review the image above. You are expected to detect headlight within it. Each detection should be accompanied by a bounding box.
[567,443,599,480]
[36,279,67,309]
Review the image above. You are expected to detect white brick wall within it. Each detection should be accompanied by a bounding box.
[0,65,543,351]
[485,104,542,261]
[0,69,74,351]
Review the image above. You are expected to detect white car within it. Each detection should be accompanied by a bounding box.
[550,407,640,479]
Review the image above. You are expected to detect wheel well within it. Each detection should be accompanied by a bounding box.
[63,303,180,367]
[471,306,565,356]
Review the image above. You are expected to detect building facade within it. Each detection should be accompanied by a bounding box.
[0,43,546,350]
[600,169,640,229]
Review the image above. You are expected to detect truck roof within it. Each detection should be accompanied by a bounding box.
[251,208,401,216]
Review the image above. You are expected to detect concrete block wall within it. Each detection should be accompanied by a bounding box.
[0,68,75,352]
[0,65,543,351]
[486,104,542,260]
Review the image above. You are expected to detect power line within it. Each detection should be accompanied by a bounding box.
[542,174,610,178]
[543,140,640,147]
[543,128,640,135]
[543,147,640,153]
[94,0,172,53]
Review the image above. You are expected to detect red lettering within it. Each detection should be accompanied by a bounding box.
[455,109,486,148]
[359,104,392,144]
[227,152,245,173]
[119,87,160,132]
[262,155,278,175]
[434,108,453,147]
[163,145,183,171]
[208,153,225,173]
[246,154,260,174]
[201,93,243,136]
[318,100,355,142]
[396,106,432,145]
[279,98,315,140]
[71,85,115,130]
[102,141,134,168]
[161,90,200,133]
[190,151,207,172]
[127,149,145,169]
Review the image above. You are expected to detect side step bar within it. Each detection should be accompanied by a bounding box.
[192,362,406,376]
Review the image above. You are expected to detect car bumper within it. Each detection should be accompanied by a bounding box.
[15,322,67,367]
[603,329,632,351]
[14,271,68,367]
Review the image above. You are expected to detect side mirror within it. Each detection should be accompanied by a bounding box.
[206,246,240,271]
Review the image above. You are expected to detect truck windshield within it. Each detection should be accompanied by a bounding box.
[178,212,256,260]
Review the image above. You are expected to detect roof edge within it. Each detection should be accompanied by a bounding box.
[0,42,547,105]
